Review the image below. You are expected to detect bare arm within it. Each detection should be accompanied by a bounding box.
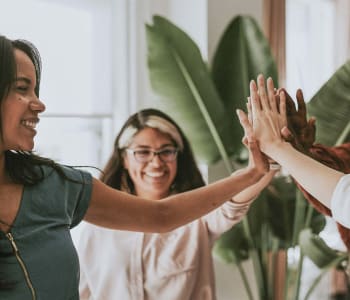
[237,74,345,209]
[84,168,264,233]
[231,169,277,203]
[84,105,270,234]
[263,141,344,208]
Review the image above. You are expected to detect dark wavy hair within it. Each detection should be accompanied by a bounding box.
[100,108,205,194]
[0,35,68,185]
[0,35,71,289]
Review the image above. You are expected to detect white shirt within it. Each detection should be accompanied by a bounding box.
[331,174,350,228]
[75,199,253,300]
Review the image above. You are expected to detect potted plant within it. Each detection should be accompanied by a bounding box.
[145,14,349,300]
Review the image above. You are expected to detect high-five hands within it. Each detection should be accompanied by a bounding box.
[238,101,270,175]
[237,74,287,160]
[279,88,316,154]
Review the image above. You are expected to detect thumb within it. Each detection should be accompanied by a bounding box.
[281,126,294,142]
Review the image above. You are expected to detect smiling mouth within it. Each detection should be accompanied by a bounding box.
[21,119,39,130]
[145,171,166,178]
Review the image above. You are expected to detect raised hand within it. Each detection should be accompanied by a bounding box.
[236,108,269,175]
[279,88,316,153]
[247,74,287,155]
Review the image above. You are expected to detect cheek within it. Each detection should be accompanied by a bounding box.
[1,115,13,138]
[124,157,142,177]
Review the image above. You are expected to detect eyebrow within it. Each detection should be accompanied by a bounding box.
[133,143,175,149]
[14,77,31,84]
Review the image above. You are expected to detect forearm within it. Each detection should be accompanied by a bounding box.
[295,143,350,215]
[266,142,344,208]
[86,169,264,233]
[231,169,277,203]
[161,167,264,231]
[203,170,276,236]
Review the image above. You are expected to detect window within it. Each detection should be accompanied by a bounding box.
[0,0,126,176]
[286,0,336,101]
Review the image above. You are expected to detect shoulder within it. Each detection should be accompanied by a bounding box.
[40,164,92,184]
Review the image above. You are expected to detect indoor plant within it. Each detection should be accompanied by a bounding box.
[146,14,349,300]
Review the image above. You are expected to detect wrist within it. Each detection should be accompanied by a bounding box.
[245,165,265,183]
[263,140,290,156]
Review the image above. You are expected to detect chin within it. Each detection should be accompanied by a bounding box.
[12,143,34,152]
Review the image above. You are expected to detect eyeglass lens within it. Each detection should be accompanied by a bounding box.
[131,148,178,162]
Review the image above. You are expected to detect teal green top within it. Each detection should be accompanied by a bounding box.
[0,165,93,300]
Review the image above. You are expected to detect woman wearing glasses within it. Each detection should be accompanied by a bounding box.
[75,108,277,300]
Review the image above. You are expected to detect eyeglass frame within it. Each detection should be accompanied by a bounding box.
[124,147,179,163]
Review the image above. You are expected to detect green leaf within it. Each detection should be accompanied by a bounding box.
[212,223,250,264]
[299,229,347,269]
[211,15,278,158]
[263,177,325,248]
[146,15,236,168]
[307,60,350,146]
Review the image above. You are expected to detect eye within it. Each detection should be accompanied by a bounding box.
[134,149,151,157]
[15,85,29,93]
[160,149,175,156]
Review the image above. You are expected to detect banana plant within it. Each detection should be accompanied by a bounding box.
[289,60,350,299]
[307,60,350,146]
[146,14,328,300]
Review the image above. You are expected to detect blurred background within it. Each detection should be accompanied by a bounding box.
[1,0,349,299]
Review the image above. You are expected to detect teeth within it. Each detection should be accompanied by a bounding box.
[146,172,164,178]
[22,120,37,129]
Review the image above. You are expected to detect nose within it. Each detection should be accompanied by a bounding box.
[149,152,163,166]
[29,96,46,113]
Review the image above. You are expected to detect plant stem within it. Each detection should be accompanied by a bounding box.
[304,257,347,300]
[243,219,266,299]
[292,250,304,300]
[237,262,255,300]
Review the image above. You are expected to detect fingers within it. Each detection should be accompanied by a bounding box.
[247,140,269,173]
[242,136,248,147]
[257,74,270,111]
[250,80,262,114]
[281,126,294,142]
[307,117,316,135]
[236,109,254,143]
[279,88,296,115]
[247,98,253,124]
[279,91,287,127]
[308,116,316,143]
[267,77,278,112]
[296,89,307,118]
[252,75,278,112]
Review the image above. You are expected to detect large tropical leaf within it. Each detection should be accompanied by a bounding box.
[211,15,278,158]
[307,60,350,146]
[213,175,326,264]
[146,15,236,168]
[299,229,347,269]
[212,223,249,264]
[263,177,325,248]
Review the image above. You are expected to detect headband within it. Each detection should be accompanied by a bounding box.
[118,115,184,150]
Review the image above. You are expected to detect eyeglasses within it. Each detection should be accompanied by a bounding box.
[125,147,178,163]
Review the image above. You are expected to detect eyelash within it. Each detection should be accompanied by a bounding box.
[16,86,28,92]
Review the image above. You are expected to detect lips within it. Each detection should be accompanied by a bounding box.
[145,171,166,178]
[21,117,39,130]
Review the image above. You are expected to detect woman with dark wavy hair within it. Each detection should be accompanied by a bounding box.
[76,108,277,300]
[0,34,270,300]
